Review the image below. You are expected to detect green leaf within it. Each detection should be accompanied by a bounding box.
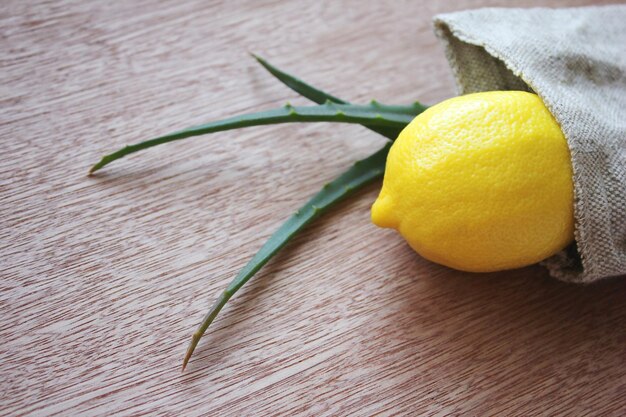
[251,53,346,105]
[251,53,414,141]
[89,101,418,174]
[182,141,391,370]
[180,58,429,369]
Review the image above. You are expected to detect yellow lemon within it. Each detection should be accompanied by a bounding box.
[371,91,574,272]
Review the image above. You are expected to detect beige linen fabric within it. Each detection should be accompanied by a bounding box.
[433,6,626,283]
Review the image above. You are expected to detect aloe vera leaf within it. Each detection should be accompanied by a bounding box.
[251,53,345,105]
[89,101,417,174]
[180,62,430,369]
[251,53,408,141]
[182,141,391,370]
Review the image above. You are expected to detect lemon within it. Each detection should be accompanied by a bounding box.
[371,91,574,272]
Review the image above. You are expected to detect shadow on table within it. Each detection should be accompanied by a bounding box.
[388,255,626,410]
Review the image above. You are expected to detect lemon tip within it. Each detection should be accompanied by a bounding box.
[371,194,398,229]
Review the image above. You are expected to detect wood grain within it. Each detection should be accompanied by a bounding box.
[1,1,625,415]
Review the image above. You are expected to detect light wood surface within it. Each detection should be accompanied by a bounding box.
[2,1,625,415]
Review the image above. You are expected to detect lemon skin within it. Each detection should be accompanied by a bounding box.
[371,91,574,272]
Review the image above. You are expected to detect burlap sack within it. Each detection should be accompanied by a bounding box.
[433,6,626,283]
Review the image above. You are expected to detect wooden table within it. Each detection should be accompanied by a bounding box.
[2,1,624,415]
